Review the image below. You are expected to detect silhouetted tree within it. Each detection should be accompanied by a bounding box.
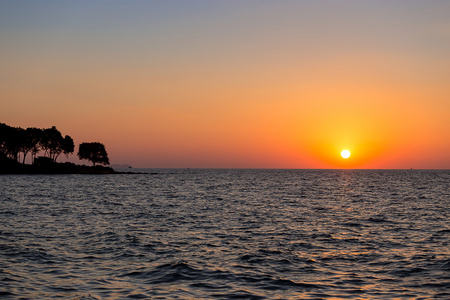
[40,126,59,160]
[0,122,11,157]
[1,123,41,163]
[1,125,22,161]
[1,123,24,161]
[62,135,75,158]
[20,127,40,164]
[77,142,109,166]
[29,127,43,163]
[1,122,76,165]
[39,126,74,162]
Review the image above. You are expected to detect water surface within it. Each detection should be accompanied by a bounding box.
[1,169,449,299]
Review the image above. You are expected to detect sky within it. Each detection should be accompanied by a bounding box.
[1,0,449,169]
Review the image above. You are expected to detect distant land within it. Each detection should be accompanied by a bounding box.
[0,122,134,174]
[0,156,147,175]
[111,164,133,169]
[0,155,117,174]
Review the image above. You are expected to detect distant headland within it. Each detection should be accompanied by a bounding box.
[111,164,133,169]
[0,122,123,174]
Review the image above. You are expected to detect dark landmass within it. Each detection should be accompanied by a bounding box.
[111,164,133,169]
[0,122,118,174]
[0,122,148,174]
[0,156,126,174]
[0,122,147,174]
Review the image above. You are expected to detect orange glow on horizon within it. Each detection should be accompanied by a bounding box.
[1,2,449,169]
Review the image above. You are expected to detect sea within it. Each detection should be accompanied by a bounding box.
[0,169,449,299]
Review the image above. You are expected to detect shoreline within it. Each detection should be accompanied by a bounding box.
[0,157,146,175]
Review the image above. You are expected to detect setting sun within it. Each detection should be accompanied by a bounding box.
[1,1,449,170]
[341,150,351,159]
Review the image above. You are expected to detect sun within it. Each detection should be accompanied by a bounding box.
[341,150,351,159]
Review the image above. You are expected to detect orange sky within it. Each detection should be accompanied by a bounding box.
[1,1,449,168]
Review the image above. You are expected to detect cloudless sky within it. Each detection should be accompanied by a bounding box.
[1,0,449,168]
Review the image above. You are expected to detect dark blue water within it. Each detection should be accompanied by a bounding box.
[1,169,449,299]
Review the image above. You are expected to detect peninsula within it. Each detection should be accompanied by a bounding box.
[0,122,117,174]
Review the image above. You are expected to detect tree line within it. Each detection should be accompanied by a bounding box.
[0,122,109,166]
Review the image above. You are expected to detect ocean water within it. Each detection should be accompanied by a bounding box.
[0,169,449,299]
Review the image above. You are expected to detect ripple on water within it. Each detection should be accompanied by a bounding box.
[0,169,448,299]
